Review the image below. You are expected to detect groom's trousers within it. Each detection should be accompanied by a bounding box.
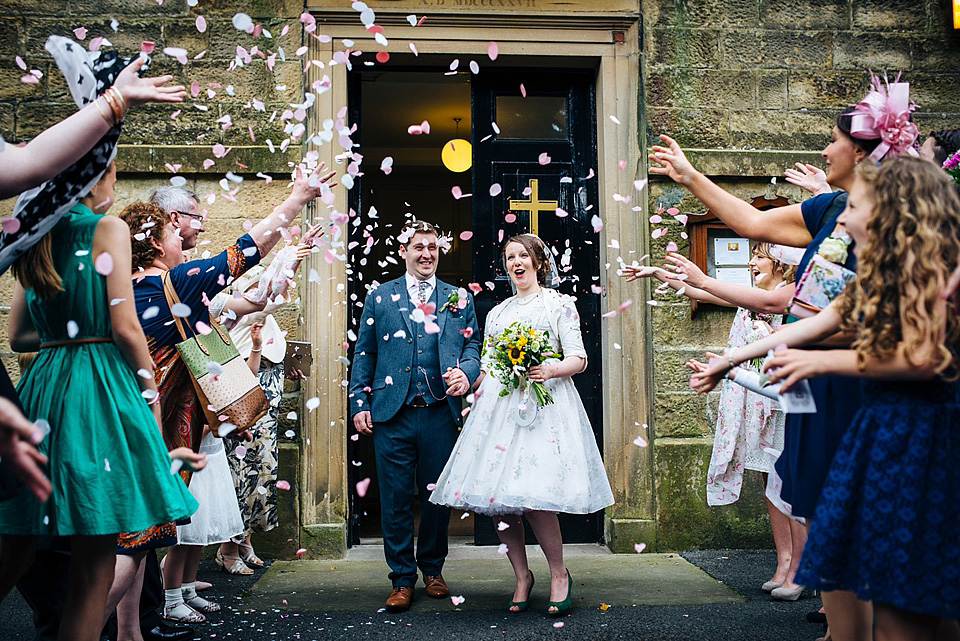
[373,401,458,588]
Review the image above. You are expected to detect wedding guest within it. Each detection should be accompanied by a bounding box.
[0,163,201,641]
[431,234,614,616]
[693,156,960,640]
[215,225,321,573]
[120,163,334,624]
[349,220,482,613]
[649,73,917,637]
[149,186,205,251]
[0,43,186,507]
[622,243,804,595]
[919,128,960,165]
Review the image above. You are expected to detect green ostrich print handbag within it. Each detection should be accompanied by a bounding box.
[162,272,269,435]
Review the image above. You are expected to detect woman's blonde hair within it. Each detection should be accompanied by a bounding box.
[752,242,796,285]
[12,233,61,298]
[838,156,960,377]
[119,202,170,271]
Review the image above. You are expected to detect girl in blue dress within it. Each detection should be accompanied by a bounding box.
[693,156,960,639]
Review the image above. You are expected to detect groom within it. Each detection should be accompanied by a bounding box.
[349,220,482,612]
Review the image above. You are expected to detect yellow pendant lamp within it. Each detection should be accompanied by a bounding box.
[442,117,472,173]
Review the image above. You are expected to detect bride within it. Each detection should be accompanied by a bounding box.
[430,234,614,616]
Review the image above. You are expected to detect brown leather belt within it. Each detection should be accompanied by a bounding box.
[39,337,112,349]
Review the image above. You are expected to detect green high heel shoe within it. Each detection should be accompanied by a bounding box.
[508,570,535,612]
[548,569,572,616]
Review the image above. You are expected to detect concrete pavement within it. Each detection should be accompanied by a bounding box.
[2,547,826,641]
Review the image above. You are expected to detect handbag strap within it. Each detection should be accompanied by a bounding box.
[160,270,234,351]
[161,271,191,342]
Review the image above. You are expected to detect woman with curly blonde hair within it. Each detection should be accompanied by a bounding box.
[692,156,960,638]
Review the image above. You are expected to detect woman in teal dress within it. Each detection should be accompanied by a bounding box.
[0,163,201,641]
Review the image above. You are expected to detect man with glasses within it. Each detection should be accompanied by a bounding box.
[150,186,205,251]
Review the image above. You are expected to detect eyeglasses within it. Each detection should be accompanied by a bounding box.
[171,210,204,222]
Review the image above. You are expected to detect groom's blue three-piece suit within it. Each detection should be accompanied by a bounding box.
[349,275,482,588]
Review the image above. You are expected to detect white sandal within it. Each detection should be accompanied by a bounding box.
[216,549,254,576]
[238,541,264,568]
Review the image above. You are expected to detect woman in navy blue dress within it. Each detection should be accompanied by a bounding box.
[694,156,960,639]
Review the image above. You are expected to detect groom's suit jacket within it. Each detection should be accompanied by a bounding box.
[349,276,483,426]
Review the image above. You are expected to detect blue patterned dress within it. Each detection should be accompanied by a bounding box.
[795,378,960,619]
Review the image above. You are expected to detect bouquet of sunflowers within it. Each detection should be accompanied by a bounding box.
[485,321,560,407]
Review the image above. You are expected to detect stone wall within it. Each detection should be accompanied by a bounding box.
[642,0,960,549]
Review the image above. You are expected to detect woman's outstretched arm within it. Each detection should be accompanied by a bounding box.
[649,134,812,247]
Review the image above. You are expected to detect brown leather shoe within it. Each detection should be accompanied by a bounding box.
[423,574,450,598]
[385,586,414,612]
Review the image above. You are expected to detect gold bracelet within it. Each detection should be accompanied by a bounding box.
[102,88,124,125]
[101,90,118,124]
[93,96,114,126]
[108,86,128,117]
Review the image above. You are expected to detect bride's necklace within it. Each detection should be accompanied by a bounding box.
[515,289,542,305]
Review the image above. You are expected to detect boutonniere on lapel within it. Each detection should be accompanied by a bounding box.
[439,287,469,314]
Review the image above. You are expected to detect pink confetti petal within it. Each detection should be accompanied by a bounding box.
[633,435,648,447]
[195,321,212,335]
[409,42,419,56]
[1,217,21,234]
[451,595,465,606]
[426,483,437,491]
[538,152,551,165]
[634,178,648,191]
[196,15,207,33]
[618,299,633,312]
[555,207,568,218]
[520,83,526,97]
[20,74,39,85]
[407,124,423,135]
[489,183,502,197]
[666,241,678,253]
[487,41,499,60]
[459,230,473,241]
[295,548,307,558]
[553,622,564,628]
[14,56,26,71]
[420,120,431,134]
[277,480,291,491]
[73,27,87,40]
[356,477,371,497]
[376,51,390,63]
[505,213,517,223]
[634,542,647,553]
[94,252,114,275]
[212,143,228,158]
[88,37,103,52]
[451,185,463,199]
[141,41,155,54]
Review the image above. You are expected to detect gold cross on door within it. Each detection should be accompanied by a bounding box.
[509,179,558,235]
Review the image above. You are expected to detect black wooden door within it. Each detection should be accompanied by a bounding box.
[471,69,604,545]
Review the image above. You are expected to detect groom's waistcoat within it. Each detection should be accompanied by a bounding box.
[405,288,443,405]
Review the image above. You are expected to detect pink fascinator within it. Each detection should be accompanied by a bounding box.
[848,72,920,162]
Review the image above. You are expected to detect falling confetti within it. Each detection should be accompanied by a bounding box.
[634,542,647,553]
[277,480,291,491]
[451,595,465,606]
[356,477,371,497]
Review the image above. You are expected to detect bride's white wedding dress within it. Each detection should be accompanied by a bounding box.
[429,288,614,516]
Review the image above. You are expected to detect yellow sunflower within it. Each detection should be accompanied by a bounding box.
[509,346,525,365]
